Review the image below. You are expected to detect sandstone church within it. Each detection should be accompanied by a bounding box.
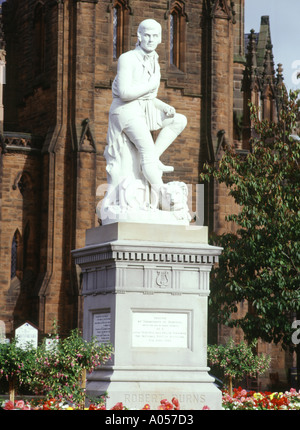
[0,0,289,388]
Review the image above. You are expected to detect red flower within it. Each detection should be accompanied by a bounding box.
[172,397,180,410]
[158,399,173,410]
[89,403,106,410]
[15,400,25,409]
[142,404,150,410]
[43,404,51,410]
[3,400,14,410]
[110,402,124,410]
[271,395,289,409]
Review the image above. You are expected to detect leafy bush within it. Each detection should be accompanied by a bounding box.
[0,329,113,407]
[208,338,271,396]
[0,339,37,401]
[32,329,113,406]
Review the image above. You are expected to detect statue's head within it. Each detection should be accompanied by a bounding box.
[137,19,162,53]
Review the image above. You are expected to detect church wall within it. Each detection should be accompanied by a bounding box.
[3,0,59,135]
[0,147,42,334]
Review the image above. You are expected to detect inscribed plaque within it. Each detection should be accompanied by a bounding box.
[93,312,111,343]
[15,322,38,349]
[132,312,188,348]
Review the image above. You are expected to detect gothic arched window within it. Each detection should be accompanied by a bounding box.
[169,1,187,71]
[11,230,23,280]
[113,0,130,60]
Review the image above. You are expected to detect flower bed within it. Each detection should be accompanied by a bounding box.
[2,389,300,410]
[222,387,300,410]
[0,397,208,410]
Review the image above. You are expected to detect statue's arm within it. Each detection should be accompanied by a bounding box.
[153,99,176,117]
[116,55,160,102]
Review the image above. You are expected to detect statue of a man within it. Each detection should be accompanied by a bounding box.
[100,19,190,225]
[106,18,187,190]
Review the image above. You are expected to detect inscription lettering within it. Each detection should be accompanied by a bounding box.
[93,312,111,343]
[132,312,188,348]
[124,393,206,404]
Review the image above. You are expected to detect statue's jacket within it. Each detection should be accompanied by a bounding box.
[106,46,163,162]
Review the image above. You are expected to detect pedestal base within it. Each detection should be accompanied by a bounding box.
[72,223,223,410]
[88,379,222,410]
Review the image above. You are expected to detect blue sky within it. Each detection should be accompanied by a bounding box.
[245,0,300,91]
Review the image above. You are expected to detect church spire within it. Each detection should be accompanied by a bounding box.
[243,29,258,91]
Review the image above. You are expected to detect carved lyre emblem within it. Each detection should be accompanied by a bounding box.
[156,271,169,288]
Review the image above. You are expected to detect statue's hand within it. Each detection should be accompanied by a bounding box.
[163,105,176,118]
[153,99,176,117]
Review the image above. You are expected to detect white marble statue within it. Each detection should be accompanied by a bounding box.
[98,19,191,225]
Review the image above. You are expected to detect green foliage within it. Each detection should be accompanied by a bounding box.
[32,329,113,405]
[0,339,36,388]
[200,90,300,348]
[208,338,270,396]
[0,326,113,406]
[208,338,270,383]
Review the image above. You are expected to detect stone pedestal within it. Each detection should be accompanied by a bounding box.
[72,222,223,410]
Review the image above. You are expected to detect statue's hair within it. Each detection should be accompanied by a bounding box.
[137,19,162,45]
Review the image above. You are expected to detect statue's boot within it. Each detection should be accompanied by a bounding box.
[158,160,174,172]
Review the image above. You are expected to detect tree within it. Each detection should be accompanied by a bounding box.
[200,90,300,351]
[0,339,36,402]
[208,338,270,396]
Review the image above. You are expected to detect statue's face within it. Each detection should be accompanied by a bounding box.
[138,26,161,53]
